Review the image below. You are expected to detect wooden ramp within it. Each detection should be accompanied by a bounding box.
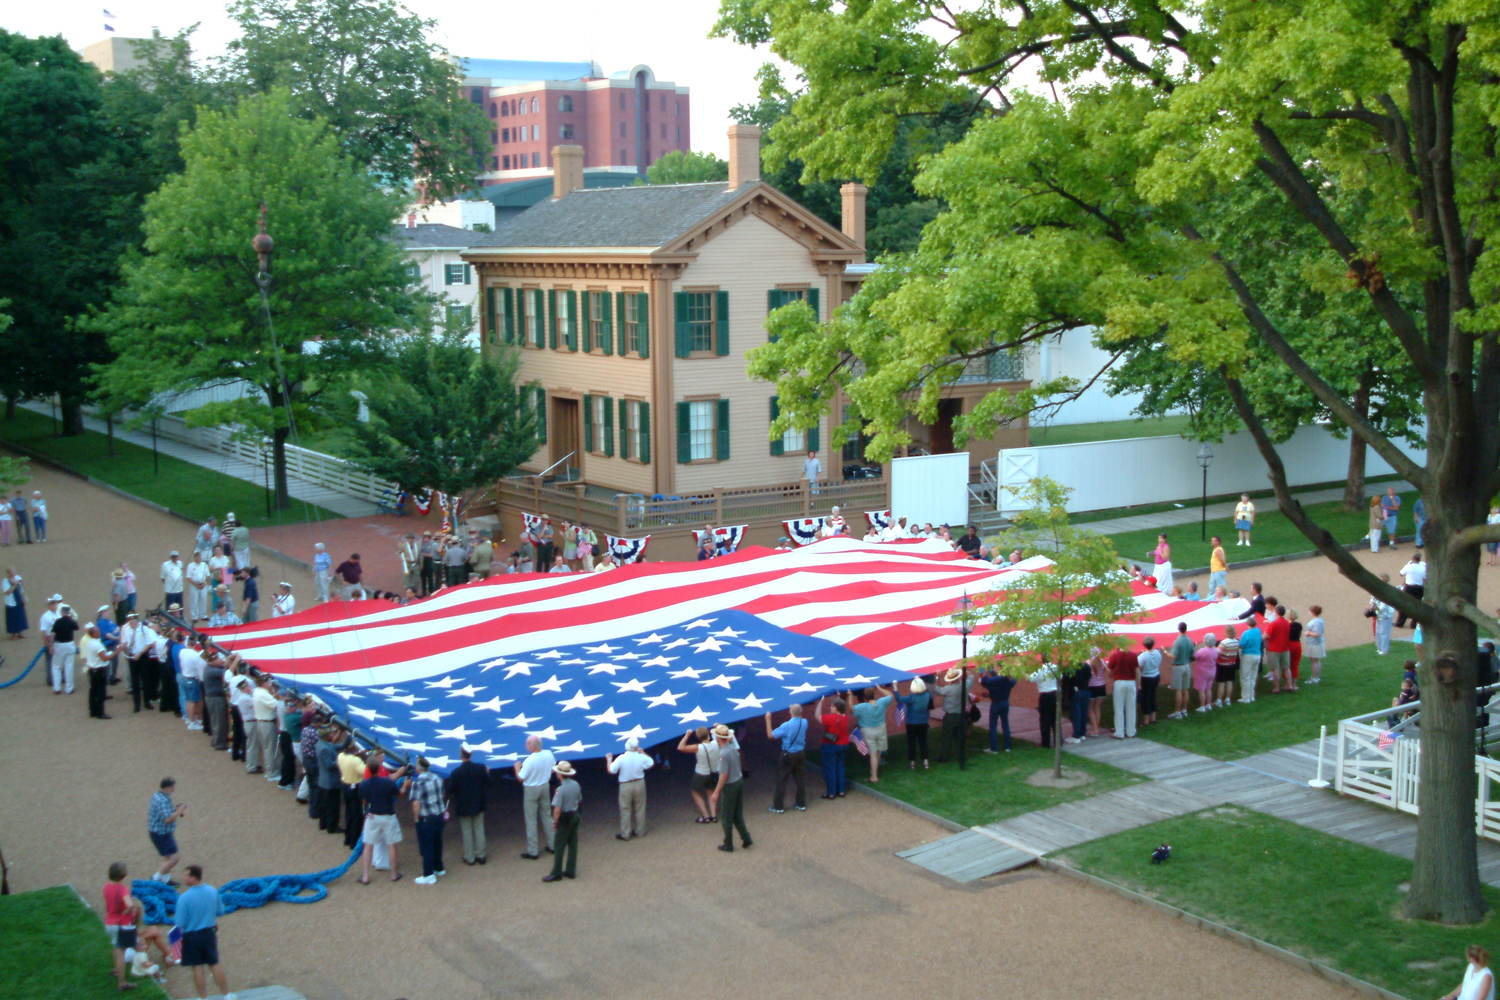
[897,829,1038,883]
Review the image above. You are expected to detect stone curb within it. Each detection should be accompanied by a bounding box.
[849,780,966,833]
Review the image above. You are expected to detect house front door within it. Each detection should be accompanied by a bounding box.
[552,397,580,478]
[931,398,962,454]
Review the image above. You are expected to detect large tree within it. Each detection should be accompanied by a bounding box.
[222,0,489,200]
[95,88,420,510]
[647,150,729,185]
[347,329,539,509]
[725,0,1500,922]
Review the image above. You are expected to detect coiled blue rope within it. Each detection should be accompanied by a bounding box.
[132,839,363,925]
[0,649,42,689]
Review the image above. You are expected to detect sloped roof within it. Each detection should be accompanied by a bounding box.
[459,58,598,85]
[391,223,487,249]
[466,182,743,250]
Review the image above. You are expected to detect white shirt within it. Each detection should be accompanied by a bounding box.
[881,523,910,541]
[607,749,654,782]
[39,608,58,640]
[208,554,231,581]
[160,560,185,592]
[1030,670,1058,693]
[178,648,206,682]
[152,633,170,662]
[273,593,296,617]
[230,681,255,715]
[185,561,210,587]
[518,749,556,786]
[252,686,279,722]
[802,455,822,481]
[1459,963,1495,1000]
[1400,560,1427,587]
[123,622,156,658]
[81,635,106,669]
[1,576,17,607]
[31,497,46,518]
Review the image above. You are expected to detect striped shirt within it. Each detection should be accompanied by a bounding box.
[147,791,176,835]
[410,771,445,818]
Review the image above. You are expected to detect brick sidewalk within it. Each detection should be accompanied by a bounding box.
[252,510,450,596]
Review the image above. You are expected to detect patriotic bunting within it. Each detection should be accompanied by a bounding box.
[606,534,651,563]
[522,512,544,535]
[410,489,433,516]
[694,525,747,555]
[783,517,826,546]
[865,510,893,530]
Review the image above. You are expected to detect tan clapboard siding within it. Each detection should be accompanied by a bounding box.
[669,220,825,493]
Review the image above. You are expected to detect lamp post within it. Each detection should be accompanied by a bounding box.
[261,437,272,517]
[953,592,975,772]
[1196,443,1214,541]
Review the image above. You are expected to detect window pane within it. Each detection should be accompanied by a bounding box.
[625,296,639,353]
[687,292,714,353]
[688,400,714,461]
[782,425,806,452]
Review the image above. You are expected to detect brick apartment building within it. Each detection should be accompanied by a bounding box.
[459,58,691,186]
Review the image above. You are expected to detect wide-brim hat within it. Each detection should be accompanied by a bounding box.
[215,584,228,592]
[943,666,963,683]
[712,723,732,740]
[97,605,111,615]
[48,594,62,603]
[553,760,576,776]
[167,603,183,612]
[111,569,125,579]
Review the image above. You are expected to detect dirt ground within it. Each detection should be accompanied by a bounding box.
[0,459,1459,1000]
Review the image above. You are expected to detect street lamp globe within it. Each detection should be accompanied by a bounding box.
[1197,443,1214,469]
[952,592,975,635]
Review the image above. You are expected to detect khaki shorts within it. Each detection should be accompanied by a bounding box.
[691,771,717,793]
[863,724,888,753]
[1170,664,1192,691]
[363,813,402,846]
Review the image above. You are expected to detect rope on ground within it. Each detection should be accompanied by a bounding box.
[131,838,363,925]
[0,649,43,689]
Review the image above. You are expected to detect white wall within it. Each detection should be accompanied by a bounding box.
[408,199,497,231]
[891,453,969,526]
[997,424,1426,513]
[1024,326,1180,426]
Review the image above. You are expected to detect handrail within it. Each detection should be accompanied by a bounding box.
[537,452,575,479]
[1340,682,1500,726]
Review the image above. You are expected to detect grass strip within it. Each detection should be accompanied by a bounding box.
[0,885,169,1000]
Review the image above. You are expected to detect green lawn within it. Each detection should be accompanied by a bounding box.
[1100,488,1420,569]
[0,885,169,1000]
[288,424,359,460]
[1029,414,1203,446]
[1067,474,1403,526]
[856,729,1146,828]
[0,408,344,531]
[1055,808,1500,1000]
[1133,643,1402,759]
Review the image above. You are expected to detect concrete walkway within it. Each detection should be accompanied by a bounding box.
[1081,481,1403,536]
[20,402,380,518]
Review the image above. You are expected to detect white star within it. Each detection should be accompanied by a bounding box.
[756,667,791,680]
[396,741,434,752]
[784,682,821,695]
[633,632,668,645]
[585,643,619,654]
[411,708,453,723]
[683,619,716,630]
[712,626,746,638]
[721,654,756,668]
[479,657,509,672]
[806,666,837,675]
[585,662,627,675]
[372,725,412,737]
[424,676,459,688]
[498,712,540,728]
[535,650,563,659]
[730,693,771,711]
[775,653,811,665]
[612,678,654,693]
[527,725,569,741]
[463,739,501,754]
[446,684,484,698]
[489,752,520,762]
[557,689,603,711]
[587,706,629,726]
[670,667,705,679]
[552,740,598,754]
[745,640,776,651]
[371,686,405,696]
[662,638,691,650]
[673,705,712,724]
[424,755,453,769]
[614,725,659,742]
[645,689,684,707]
[560,658,589,666]
[641,655,676,668]
[839,674,875,686]
[530,674,566,694]
[612,652,643,661]
[699,673,740,689]
[387,694,422,706]
[502,662,535,679]
[471,697,514,713]
[693,637,727,653]
[347,706,387,721]
[325,686,357,699]
[435,724,479,742]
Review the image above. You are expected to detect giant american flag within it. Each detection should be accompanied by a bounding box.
[206,537,1252,768]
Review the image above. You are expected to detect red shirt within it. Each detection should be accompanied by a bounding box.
[1264,616,1291,653]
[1107,649,1140,682]
[104,882,133,926]
[820,713,850,746]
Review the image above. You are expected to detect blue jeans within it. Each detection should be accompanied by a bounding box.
[1209,570,1227,595]
[1071,690,1090,739]
[821,744,846,795]
[416,816,444,877]
[1385,515,1398,539]
[32,515,45,541]
[988,701,1011,751]
[1415,516,1425,547]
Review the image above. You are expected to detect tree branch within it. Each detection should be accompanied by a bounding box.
[1062,0,1175,93]
[1452,523,1500,551]
[1222,371,1428,623]
[1444,598,1500,640]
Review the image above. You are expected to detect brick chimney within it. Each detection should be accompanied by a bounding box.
[727,124,762,190]
[552,144,585,199]
[840,182,867,260]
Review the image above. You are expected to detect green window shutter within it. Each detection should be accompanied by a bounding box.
[568,290,579,351]
[808,287,820,321]
[808,419,820,453]
[584,394,594,453]
[533,290,545,348]
[676,401,691,464]
[536,386,547,443]
[767,289,785,343]
[618,398,630,459]
[503,287,515,343]
[674,291,690,358]
[716,398,730,460]
[577,290,588,352]
[614,292,626,355]
[548,290,558,349]
[464,264,472,285]
[638,292,650,358]
[486,287,497,345]
[769,396,783,456]
[639,401,650,463]
[603,394,614,456]
[715,289,730,356]
[600,292,614,354]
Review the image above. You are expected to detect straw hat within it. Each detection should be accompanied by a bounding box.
[553,760,576,777]
[111,569,125,579]
[712,723,732,740]
[943,666,964,683]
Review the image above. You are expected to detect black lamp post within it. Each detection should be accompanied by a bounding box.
[261,437,272,517]
[1197,443,1214,541]
[953,591,975,772]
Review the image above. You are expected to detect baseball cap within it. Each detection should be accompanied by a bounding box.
[169,550,179,557]
[97,605,110,615]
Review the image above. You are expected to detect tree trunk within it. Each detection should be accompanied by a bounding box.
[272,424,292,512]
[59,394,85,437]
[3,392,14,420]
[106,413,115,457]
[1405,499,1487,923]
[1341,372,1372,510]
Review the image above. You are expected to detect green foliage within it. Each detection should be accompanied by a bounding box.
[0,454,28,491]
[647,149,729,185]
[223,0,489,200]
[93,89,420,506]
[348,331,539,502]
[0,886,169,1000]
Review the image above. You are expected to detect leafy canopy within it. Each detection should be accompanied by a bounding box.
[647,150,728,185]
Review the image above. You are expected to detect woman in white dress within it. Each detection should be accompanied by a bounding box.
[1301,605,1326,683]
[1441,944,1494,1000]
[272,583,296,618]
[1150,534,1173,594]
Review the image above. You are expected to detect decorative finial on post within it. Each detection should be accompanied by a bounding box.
[253,202,274,289]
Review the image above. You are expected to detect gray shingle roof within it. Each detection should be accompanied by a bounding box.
[467,182,743,250]
[391,223,487,249]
